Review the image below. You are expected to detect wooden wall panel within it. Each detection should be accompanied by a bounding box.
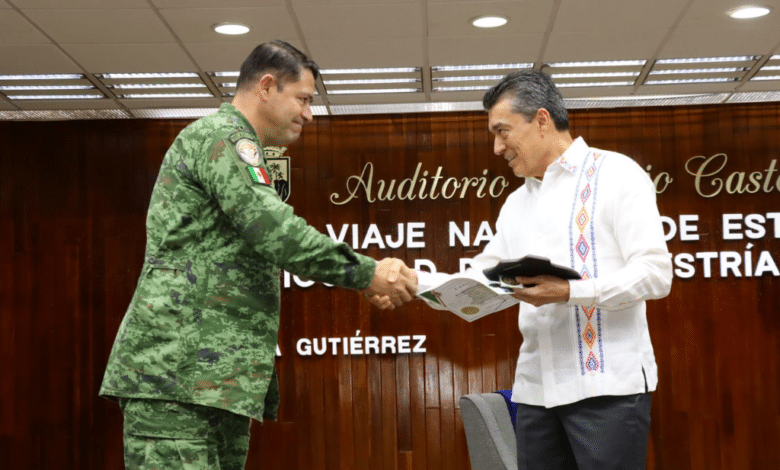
[1,103,779,470]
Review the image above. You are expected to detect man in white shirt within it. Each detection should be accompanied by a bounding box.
[400,70,671,469]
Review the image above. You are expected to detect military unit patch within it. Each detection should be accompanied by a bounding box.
[264,146,291,202]
[236,139,262,167]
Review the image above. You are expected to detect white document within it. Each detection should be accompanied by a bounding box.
[415,271,520,322]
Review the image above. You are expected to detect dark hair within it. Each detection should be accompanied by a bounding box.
[236,40,320,92]
[482,69,569,131]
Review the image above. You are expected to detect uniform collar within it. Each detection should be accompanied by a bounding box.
[218,102,259,140]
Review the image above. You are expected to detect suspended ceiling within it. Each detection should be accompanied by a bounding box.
[1,0,780,120]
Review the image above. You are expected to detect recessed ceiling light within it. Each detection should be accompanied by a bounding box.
[7,94,104,100]
[555,81,635,88]
[0,74,84,80]
[655,56,758,64]
[433,85,492,92]
[547,60,646,68]
[118,93,214,99]
[432,63,532,72]
[323,78,420,85]
[320,67,419,74]
[98,72,200,79]
[327,88,421,95]
[471,16,508,28]
[727,5,771,19]
[213,23,250,35]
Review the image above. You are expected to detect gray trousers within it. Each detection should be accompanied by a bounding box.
[515,393,652,470]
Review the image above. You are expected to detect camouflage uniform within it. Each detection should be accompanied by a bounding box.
[100,103,375,466]
[120,397,250,470]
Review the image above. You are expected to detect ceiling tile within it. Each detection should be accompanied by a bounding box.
[325,91,425,105]
[119,96,222,108]
[0,9,49,44]
[24,9,174,44]
[739,80,780,92]
[678,0,780,29]
[13,0,148,8]
[428,0,554,36]
[544,30,667,62]
[186,41,307,73]
[291,0,417,4]
[660,27,779,58]
[12,97,123,110]
[62,44,195,72]
[635,82,740,95]
[430,90,487,103]
[153,0,285,6]
[429,34,544,65]
[554,0,683,32]
[307,38,424,68]
[0,44,82,73]
[293,4,422,40]
[159,7,298,43]
[557,85,637,98]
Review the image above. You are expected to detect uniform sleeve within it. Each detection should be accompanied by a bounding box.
[568,158,672,309]
[195,133,376,291]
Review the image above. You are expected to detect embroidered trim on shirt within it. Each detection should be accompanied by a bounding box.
[569,150,607,375]
[555,154,578,173]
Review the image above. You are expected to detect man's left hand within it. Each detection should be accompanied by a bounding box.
[510,275,570,307]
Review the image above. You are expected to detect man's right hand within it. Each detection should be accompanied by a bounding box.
[363,258,417,309]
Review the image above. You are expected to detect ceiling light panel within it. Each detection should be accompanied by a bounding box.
[320,67,422,96]
[208,71,238,97]
[0,74,103,101]
[431,63,531,93]
[207,72,321,98]
[647,56,758,85]
[752,55,780,81]
[542,60,644,88]
[96,72,213,100]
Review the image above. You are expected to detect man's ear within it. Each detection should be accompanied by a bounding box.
[254,74,277,102]
[535,108,553,131]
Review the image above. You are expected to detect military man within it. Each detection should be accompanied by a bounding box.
[100,40,417,469]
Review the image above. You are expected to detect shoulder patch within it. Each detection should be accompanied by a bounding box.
[228,130,255,144]
[236,139,262,167]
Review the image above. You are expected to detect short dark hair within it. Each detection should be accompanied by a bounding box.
[482,69,569,131]
[236,40,320,92]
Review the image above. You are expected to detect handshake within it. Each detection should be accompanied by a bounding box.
[363,258,418,310]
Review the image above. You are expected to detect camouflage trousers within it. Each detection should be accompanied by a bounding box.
[119,398,251,470]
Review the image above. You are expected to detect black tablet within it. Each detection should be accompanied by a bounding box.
[483,255,581,286]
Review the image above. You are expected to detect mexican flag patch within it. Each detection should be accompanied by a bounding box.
[247,166,271,185]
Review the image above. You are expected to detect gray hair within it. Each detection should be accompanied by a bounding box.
[482,69,569,131]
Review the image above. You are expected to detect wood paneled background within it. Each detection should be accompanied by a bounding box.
[1,103,779,470]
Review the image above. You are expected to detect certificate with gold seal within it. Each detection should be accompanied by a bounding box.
[416,271,519,322]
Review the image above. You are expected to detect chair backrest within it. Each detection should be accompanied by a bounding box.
[459,393,518,470]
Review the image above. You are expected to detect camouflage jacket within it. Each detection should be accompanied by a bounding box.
[100,103,376,421]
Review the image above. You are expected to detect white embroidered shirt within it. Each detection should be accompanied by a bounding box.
[468,137,672,408]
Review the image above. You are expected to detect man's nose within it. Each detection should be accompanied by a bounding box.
[494,138,506,155]
[302,105,313,123]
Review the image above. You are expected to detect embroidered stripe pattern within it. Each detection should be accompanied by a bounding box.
[568,150,607,375]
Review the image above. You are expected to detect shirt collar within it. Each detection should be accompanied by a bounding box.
[551,136,589,174]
